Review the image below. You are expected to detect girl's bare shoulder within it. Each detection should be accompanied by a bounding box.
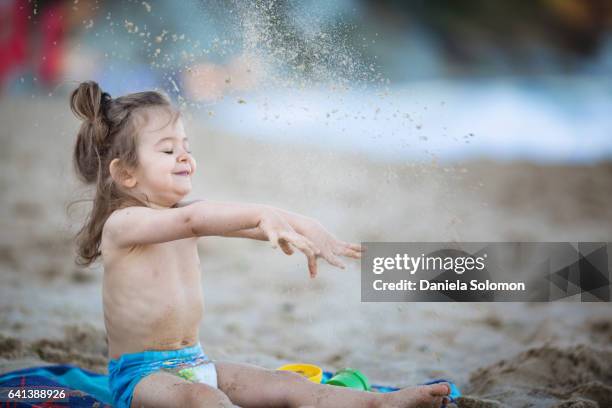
[100,207,141,253]
[102,207,128,237]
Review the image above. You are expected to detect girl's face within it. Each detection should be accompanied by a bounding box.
[131,107,197,208]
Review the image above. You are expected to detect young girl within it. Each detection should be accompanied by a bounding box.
[70,81,451,408]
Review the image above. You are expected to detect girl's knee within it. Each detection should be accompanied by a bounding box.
[182,384,233,408]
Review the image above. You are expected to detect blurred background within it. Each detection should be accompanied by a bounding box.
[2,0,612,162]
[1,1,612,407]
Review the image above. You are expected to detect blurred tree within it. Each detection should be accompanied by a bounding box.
[361,0,612,74]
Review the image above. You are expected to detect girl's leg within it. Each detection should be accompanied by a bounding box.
[216,361,449,408]
[131,370,240,408]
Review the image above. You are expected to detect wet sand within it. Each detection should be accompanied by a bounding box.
[1,98,611,407]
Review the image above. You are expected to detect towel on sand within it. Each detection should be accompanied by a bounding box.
[0,364,459,406]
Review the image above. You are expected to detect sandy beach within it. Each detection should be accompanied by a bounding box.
[1,98,611,407]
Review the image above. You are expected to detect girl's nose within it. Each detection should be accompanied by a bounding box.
[177,151,189,162]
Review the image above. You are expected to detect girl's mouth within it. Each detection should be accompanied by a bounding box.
[174,171,190,176]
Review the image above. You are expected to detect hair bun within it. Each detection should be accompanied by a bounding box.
[71,81,112,184]
[70,81,110,122]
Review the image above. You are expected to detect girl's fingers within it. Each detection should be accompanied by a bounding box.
[284,232,314,258]
[333,245,362,259]
[343,242,364,252]
[284,234,319,277]
[289,232,321,258]
[298,242,317,258]
[275,230,332,277]
[293,239,317,277]
[342,248,362,259]
[279,239,294,255]
[302,236,320,256]
[307,252,318,278]
[323,252,346,269]
[268,231,280,249]
[283,232,305,251]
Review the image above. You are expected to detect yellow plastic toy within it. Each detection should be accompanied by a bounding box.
[277,363,323,383]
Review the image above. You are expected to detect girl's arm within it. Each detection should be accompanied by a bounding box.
[114,200,363,276]
[174,200,311,240]
[224,208,364,270]
[104,201,264,247]
[221,208,311,240]
[103,200,321,275]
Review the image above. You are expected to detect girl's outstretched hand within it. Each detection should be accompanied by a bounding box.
[298,219,364,276]
[258,209,321,277]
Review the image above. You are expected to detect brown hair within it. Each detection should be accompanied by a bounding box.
[70,81,174,266]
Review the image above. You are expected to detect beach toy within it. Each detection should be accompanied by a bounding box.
[277,363,323,383]
[325,368,371,391]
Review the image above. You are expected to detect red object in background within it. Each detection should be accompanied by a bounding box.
[0,0,28,86]
[39,2,66,85]
[0,0,66,88]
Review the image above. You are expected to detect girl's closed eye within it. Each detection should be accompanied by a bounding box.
[162,149,191,155]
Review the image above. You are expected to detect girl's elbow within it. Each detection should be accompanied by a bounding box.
[182,207,201,237]
[186,217,199,237]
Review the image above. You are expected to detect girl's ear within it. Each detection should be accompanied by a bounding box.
[109,158,137,188]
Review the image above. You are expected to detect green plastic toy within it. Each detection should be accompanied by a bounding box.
[325,368,370,391]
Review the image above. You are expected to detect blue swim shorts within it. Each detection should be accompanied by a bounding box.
[108,342,217,408]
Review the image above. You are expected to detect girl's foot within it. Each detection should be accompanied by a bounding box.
[379,382,450,408]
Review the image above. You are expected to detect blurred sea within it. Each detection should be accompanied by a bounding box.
[205,77,612,164]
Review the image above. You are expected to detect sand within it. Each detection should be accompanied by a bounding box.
[1,98,611,407]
